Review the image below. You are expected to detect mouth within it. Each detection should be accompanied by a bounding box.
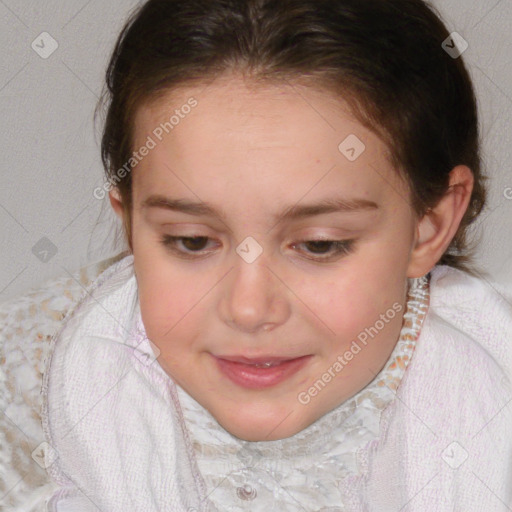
[212,354,312,389]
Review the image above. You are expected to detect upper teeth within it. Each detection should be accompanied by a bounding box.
[254,361,275,368]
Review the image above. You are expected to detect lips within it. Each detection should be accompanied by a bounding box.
[216,355,299,366]
[213,354,312,389]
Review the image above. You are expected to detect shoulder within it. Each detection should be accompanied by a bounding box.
[428,264,512,319]
[425,264,512,378]
[0,252,127,510]
[364,267,512,509]
[397,264,512,437]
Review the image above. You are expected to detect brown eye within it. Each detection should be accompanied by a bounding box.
[179,236,209,251]
[292,239,355,261]
[160,235,215,258]
[303,240,333,254]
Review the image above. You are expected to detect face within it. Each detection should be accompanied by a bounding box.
[123,74,420,441]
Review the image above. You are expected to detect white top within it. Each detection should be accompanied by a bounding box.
[39,254,512,511]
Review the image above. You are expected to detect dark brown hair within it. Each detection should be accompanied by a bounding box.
[96,0,487,276]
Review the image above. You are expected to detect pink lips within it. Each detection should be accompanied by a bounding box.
[213,354,312,389]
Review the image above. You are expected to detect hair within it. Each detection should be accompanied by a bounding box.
[96,0,488,277]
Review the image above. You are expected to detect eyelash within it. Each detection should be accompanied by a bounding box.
[159,235,355,262]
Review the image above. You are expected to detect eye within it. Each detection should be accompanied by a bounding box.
[291,239,355,261]
[160,235,216,259]
[160,235,355,262]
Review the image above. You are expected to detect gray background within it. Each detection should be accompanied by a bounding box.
[1,0,511,301]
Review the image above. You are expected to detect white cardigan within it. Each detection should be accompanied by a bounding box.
[40,255,512,511]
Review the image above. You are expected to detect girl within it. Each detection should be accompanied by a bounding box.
[39,0,512,510]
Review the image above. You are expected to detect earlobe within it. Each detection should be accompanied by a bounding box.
[407,165,474,278]
[109,188,124,220]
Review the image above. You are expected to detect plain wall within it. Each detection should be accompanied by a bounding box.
[1,0,511,301]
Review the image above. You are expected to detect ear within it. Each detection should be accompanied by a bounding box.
[407,165,474,278]
[109,188,124,220]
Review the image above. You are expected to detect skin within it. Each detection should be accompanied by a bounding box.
[109,74,473,441]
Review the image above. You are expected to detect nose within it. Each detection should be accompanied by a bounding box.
[219,254,291,335]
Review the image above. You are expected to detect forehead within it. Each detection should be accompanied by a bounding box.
[130,75,408,210]
[135,75,365,145]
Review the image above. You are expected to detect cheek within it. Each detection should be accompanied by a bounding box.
[137,282,204,381]
[134,250,202,343]
[314,268,404,344]
[138,284,200,343]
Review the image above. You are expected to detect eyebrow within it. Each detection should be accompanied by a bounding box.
[141,194,379,223]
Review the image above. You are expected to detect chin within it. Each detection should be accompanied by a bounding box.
[215,407,309,442]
